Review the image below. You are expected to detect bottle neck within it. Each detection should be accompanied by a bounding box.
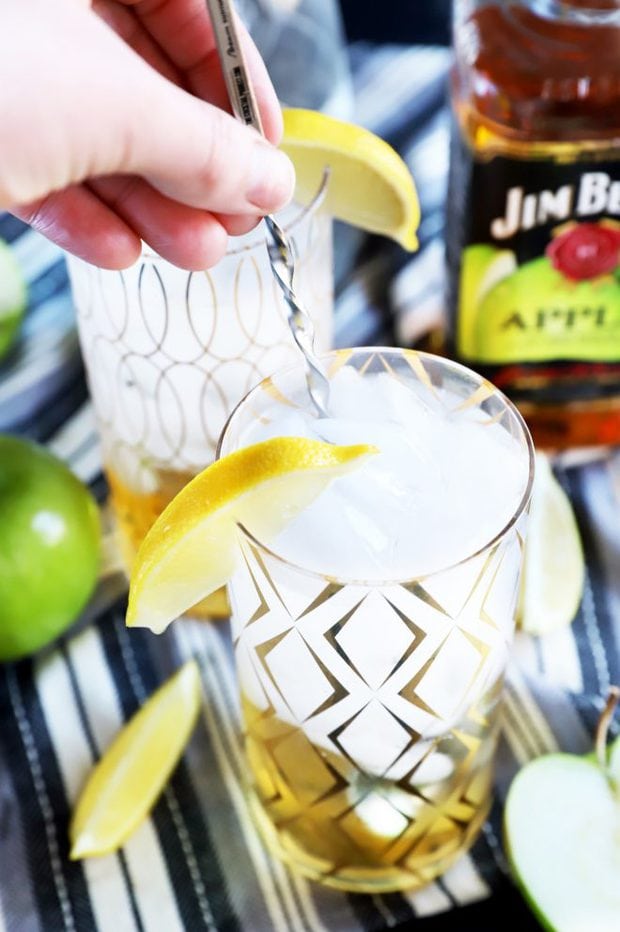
[530,0,620,24]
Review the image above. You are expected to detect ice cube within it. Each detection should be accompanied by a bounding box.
[240,363,528,581]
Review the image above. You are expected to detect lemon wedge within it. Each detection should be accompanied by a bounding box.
[70,660,201,859]
[281,108,420,251]
[127,437,376,634]
[518,453,585,635]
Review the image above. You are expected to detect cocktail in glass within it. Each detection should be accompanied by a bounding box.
[218,347,534,892]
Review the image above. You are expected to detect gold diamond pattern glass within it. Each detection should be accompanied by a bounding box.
[67,202,333,577]
[220,349,534,893]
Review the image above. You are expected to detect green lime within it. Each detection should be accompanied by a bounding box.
[0,239,27,361]
[0,436,101,661]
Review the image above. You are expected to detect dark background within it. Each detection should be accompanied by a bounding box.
[340,0,452,46]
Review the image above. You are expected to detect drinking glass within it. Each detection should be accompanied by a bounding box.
[219,348,534,892]
[67,198,333,612]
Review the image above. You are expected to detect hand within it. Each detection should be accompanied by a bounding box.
[0,0,295,270]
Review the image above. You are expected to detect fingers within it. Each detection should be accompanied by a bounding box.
[124,80,295,215]
[90,175,229,269]
[214,214,262,238]
[92,0,182,86]
[1,0,292,270]
[12,185,141,269]
[123,0,283,143]
[4,2,294,217]
[13,179,266,273]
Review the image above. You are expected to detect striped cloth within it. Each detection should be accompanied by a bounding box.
[1,43,619,932]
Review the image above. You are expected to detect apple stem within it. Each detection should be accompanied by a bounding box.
[595,686,620,779]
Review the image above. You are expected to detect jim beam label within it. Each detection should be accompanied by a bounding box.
[446,136,620,369]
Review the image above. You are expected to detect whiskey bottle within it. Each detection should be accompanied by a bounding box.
[446,0,620,448]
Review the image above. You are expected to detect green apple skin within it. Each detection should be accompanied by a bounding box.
[474,256,620,364]
[0,436,100,661]
[458,244,500,358]
[504,737,620,932]
[0,240,27,361]
[0,310,23,361]
[457,244,516,358]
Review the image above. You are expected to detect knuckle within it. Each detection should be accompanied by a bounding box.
[16,193,58,237]
[103,175,142,213]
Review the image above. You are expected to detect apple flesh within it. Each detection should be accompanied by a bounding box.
[505,735,620,932]
[0,436,100,661]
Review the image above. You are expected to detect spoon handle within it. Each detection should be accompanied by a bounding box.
[205,0,264,131]
[205,0,330,416]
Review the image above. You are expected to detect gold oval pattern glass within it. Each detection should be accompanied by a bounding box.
[219,348,534,894]
[67,201,333,583]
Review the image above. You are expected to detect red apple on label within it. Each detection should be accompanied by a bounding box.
[546,222,620,281]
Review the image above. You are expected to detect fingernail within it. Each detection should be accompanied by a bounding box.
[247,144,295,211]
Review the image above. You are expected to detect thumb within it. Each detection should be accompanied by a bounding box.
[0,1,295,217]
[122,78,296,216]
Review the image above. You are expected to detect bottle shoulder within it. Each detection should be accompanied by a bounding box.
[455,3,620,140]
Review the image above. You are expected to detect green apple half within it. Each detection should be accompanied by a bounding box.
[0,239,27,361]
[505,696,620,932]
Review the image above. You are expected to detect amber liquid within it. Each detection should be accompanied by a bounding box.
[242,680,502,893]
[108,466,230,618]
[449,1,620,449]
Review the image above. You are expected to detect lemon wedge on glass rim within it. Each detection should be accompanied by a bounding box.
[280,108,420,251]
[126,437,377,634]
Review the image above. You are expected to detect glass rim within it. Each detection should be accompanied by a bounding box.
[217,347,536,588]
[140,171,330,261]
